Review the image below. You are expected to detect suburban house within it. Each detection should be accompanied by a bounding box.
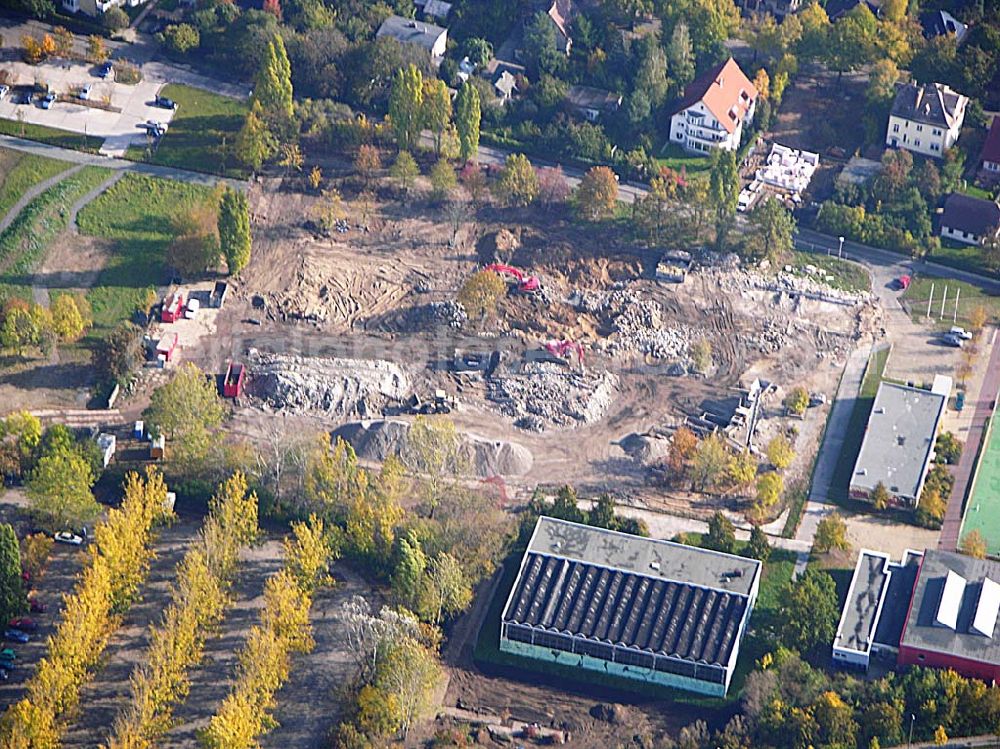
[940,193,1000,246]
[376,15,448,59]
[501,516,761,697]
[565,85,622,122]
[980,117,1000,176]
[886,81,968,158]
[849,379,949,507]
[920,9,969,43]
[668,57,757,155]
[494,71,518,103]
[545,0,576,54]
[63,0,142,16]
[415,0,451,21]
[734,0,801,18]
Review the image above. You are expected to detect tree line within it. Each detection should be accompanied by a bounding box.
[0,469,173,748]
[105,472,260,749]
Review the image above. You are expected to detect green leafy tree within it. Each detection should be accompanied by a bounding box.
[143,363,225,465]
[457,270,506,322]
[388,65,424,152]
[27,450,100,532]
[588,495,616,529]
[236,101,278,171]
[814,512,850,553]
[667,22,695,91]
[391,531,427,610]
[690,337,712,372]
[755,472,783,511]
[218,187,252,274]
[872,481,891,510]
[0,523,26,623]
[766,435,795,471]
[429,159,456,202]
[960,530,988,559]
[522,11,562,76]
[691,433,729,491]
[426,552,471,625]
[92,321,143,386]
[162,23,200,54]
[743,197,796,265]
[747,525,771,562]
[252,34,294,121]
[780,567,839,652]
[455,82,481,162]
[706,511,736,554]
[422,78,451,156]
[728,450,758,489]
[708,148,739,249]
[575,166,619,221]
[493,154,539,207]
[824,4,878,81]
[390,150,420,194]
[784,386,810,416]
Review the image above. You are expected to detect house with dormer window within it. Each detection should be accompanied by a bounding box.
[886,82,968,159]
[668,58,757,155]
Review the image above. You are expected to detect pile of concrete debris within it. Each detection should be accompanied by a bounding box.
[575,288,694,360]
[332,419,534,477]
[714,267,870,305]
[397,300,468,331]
[487,363,619,431]
[247,351,410,417]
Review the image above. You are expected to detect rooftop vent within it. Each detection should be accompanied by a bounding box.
[649,561,661,571]
[898,436,906,446]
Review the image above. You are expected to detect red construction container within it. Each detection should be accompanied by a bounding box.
[161,292,185,323]
[223,361,245,398]
[156,332,178,362]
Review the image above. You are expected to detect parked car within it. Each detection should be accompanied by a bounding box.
[950,326,973,340]
[895,275,911,291]
[28,599,46,613]
[0,667,8,680]
[15,90,31,105]
[184,299,200,319]
[39,92,55,109]
[7,618,36,632]
[4,629,29,643]
[98,61,114,79]
[78,84,93,100]
[54,531,83,546]
[153,94,177,110]
[143,122,165,138]
[0,648,15,660]
[0,85,9,100]
[942,333,964,348]
[0,659,14,672]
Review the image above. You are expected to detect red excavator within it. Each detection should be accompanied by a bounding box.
[484,263,541,293]
[544,339,585,366]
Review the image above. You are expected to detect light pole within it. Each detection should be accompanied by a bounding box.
[838,235,845,260]
[907,713,915,748]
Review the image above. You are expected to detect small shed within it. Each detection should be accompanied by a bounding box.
[149,434,165,460]
[156,332,178,363]
[211,281,229,309]
[161,292,184,323]
[223,361,245,398]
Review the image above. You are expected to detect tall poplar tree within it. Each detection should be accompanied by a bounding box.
[388,65,424,151]
[252,35,294,122]
[455,82,481,162]
[218,187,252,274]
[0,523,25,624]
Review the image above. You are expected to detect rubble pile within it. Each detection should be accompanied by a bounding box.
[712,266,871,305]
[247,351,410,416]
[332,419,534,477]
[487,363,619,431]
[575,289,694,360]
[397,300,468,331]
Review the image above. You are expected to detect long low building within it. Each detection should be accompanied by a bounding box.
[834,548,1000,682]
[849,380,949,507]
[500,516,761,696]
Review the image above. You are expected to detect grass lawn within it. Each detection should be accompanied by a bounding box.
[0,118,103,153]
[0,149,73,220]
[125,84,248,178]
[957,183,994,201]
[656,142,712,179]
[473,532,795,706]
[901,274,1000,327]
[788,250,872,293]
[0,166,112,300]
[77,173,218,334]
[929,238,994,278]
[827,345,890,506]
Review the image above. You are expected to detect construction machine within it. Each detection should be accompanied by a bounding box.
[484,263,541,293]
[544,339,585,366]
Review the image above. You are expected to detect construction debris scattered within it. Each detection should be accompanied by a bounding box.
[487,363,619,431]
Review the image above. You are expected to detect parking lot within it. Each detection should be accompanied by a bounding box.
[0,59,176,156]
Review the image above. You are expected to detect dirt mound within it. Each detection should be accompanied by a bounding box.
[487,363,618,431]
[331,419,533,477]
[247,352,410,417]
[617,433,670,464]
[477,228,521,264]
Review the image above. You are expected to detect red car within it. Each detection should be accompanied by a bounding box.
[28,599,46,614]
[8,618,36,632]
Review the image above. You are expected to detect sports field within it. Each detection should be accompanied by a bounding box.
[961,400,1000,554]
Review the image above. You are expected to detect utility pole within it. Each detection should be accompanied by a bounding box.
[941,286,948,320]
[927,283,934,319]
[907,713,915,748]
[954,287,960,323]
[838,235,845,260]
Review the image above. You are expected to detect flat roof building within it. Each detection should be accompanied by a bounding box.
[832,549,923,670]
[849,381,947,507]
[898,550,1000,682]
[500,516,761,696]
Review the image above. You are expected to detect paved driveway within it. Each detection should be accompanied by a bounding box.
[0,59,175,156]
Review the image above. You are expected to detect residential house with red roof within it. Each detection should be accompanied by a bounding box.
[668,58,757,155]
[980,117,1000,177]
[546,0,575,54]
